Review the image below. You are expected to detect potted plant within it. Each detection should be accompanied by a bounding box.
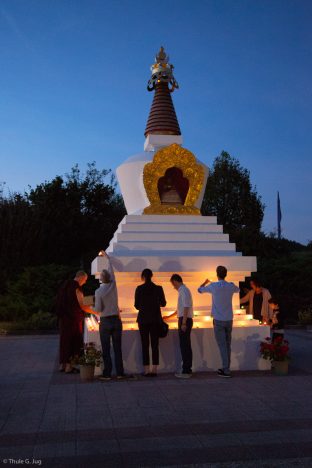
[77,342,102,381]
[260,336,290,375]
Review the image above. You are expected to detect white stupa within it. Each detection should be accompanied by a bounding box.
[87,47,270,373]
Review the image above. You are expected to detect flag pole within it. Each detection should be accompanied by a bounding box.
[277,191,282,240]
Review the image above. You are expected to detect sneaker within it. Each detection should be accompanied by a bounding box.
[217,369,231,378]
[175,373,192,379]
[99,375,112,381]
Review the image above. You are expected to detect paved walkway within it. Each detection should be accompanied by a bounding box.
[0,330,312,467]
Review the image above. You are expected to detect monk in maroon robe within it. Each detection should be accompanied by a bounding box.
[56,271,99,373]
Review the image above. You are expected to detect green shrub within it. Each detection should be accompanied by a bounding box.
[0,264,75,321]
[27,311,57,330]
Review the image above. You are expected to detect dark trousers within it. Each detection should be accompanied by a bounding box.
[139,323,160,366]
[59,316,83,364]
[99,315,124,377]
[178,317,193,374]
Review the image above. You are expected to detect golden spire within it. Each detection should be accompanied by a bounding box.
[147,46,179,93]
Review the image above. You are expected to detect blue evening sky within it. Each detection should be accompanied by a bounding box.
[0,0,311,244]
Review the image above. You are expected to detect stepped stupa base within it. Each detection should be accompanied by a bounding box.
[86,214,270,374]
[92,215,256,314]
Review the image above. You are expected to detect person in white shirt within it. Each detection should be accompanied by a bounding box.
[169,274,194,379]
[198,265,239,378]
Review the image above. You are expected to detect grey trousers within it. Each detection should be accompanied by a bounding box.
[213,319,233,373]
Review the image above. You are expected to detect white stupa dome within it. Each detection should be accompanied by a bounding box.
[116,151,154,215]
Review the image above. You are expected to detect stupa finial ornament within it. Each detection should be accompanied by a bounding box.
[156,46,168,64]
[147,46,179,93]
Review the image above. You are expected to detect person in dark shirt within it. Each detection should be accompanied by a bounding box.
[240,278,272,323]
[55,271,99,374]
[134,269,166,376]
[253,289,263,321]
[268,298,285,341]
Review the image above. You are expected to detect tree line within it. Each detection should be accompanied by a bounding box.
[0,152,311,325]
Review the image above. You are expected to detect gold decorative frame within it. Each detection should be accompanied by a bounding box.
[143,144,205,215]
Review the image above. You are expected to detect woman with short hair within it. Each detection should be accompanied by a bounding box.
[134,269,167,376]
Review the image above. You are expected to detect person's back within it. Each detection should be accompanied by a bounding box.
[96,253,126,380]
[135,269,167,376]
[95,258,119,317]
[56,279,82,321]
[198,280,239,321]
[198,266,239,378]
[135,282,166,324]
[95,281,119,317]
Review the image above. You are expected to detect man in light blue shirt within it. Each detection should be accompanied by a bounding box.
[198,265,239,378]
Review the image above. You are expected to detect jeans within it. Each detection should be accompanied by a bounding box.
[213,319,233,373]
[139,323,159,366]
[178,317,193,374]
[99,315,124,377]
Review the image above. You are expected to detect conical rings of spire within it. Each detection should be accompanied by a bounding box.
[147,46,179,93]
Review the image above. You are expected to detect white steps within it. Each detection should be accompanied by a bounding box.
[90,215,256,276]
[114,241,236,252]
[122,223,223,233]
[124,215,218,224]
[107,215,238,256]
[116,232,229,242]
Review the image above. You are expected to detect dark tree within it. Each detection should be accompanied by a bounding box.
[201,151,265,254]
[0,163,126,292]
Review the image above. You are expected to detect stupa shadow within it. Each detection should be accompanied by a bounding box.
[231,333,262,370]
[158,260,183,272]
[112,257,148,272]
[195,330,211,371]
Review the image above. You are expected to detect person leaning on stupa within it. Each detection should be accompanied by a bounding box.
[55,271,100,374]
[95,252,134,381]
[240,278,272,323]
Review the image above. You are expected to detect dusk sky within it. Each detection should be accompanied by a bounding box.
[1,0,311,244]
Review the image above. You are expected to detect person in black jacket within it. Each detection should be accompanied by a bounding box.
[135,269,167,377]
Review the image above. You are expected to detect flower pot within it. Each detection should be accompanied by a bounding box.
[80,364,95,381]
[272,360,289,376]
